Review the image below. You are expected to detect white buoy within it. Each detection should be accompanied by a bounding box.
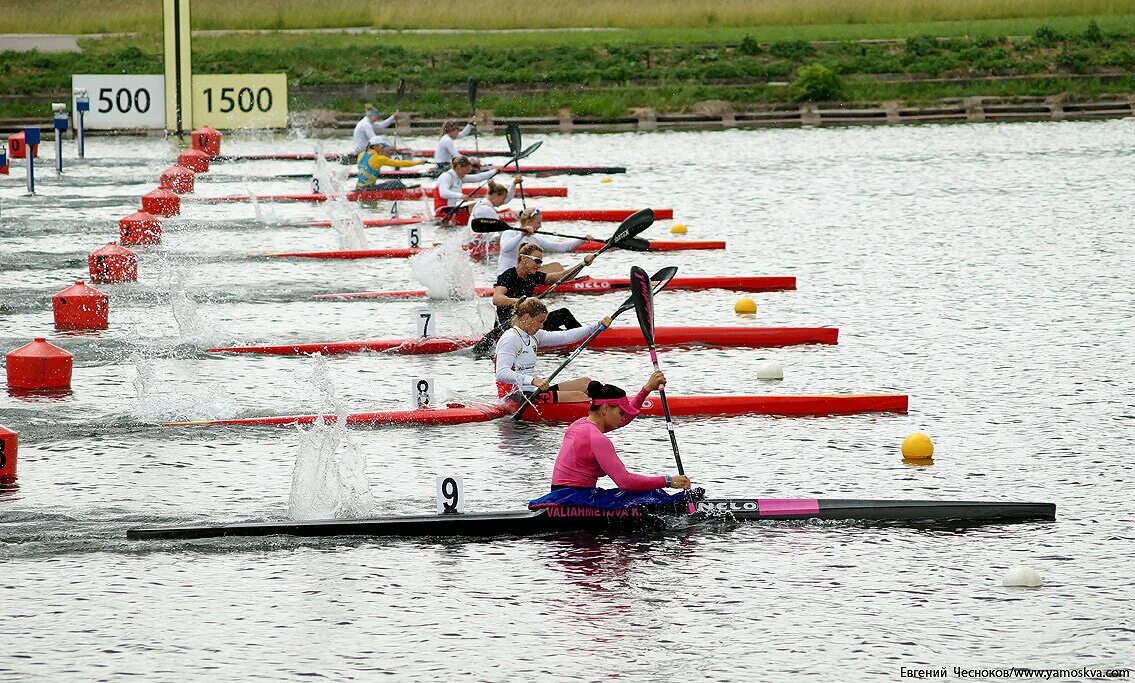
[1002,566,1043,587]
[756,361,784,380]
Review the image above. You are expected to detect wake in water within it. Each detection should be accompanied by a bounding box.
[312,148,370,250]
[130,356,239,424]
[408,232,477,299]
[287,354,375,520]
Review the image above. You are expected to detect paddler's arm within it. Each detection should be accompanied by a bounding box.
[376,112,397,129]
[493,337,532,388]
[533,316,612,347]
[437,173,465,202]
[589,430,668,492]
[491,285,522,309]
[463,168,500,184]
[618,370,667,428]
[456,120,474,139]
[373,154,423,169]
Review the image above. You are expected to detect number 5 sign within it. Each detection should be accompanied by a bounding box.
[71,75,166,129]
[191,74,288,129]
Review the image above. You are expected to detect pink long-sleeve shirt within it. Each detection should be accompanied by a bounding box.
[550,388,666,491]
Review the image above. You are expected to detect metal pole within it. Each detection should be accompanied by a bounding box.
[74,89,90,159]
[52,103,68,175]
[23,128,41,195]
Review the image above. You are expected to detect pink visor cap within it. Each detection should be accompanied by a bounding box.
[592,396,639,416]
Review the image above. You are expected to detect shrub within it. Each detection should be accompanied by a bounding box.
[1101,45,1135,67]
[770,40,815,60]
[790,62,842,101]
[1034,25,1063,48]
[1056,48,1093,73]
[905,35,938,56]
[1085,20,1103,43]
[738,34,761,56]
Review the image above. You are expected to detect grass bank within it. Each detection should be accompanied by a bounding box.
[4,0,1135,33]
[2,16,1134,119]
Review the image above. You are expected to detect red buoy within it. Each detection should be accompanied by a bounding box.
[0,425,16,485]
[5,338,73,390]
[52,281,109,330]
[159,164,195,194]
[191,126,222,158]
[178,148,210,173]
[119,210,163,245]
[88,242,138,283]
[7,131,38,160]
[141,189,179,217]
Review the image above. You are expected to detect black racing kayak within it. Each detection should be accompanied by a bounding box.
[127,498,1056,540]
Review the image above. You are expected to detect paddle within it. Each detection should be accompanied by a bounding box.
[506,122,527,209]
[630,265,685,477]
[436,141,543,225]
[468,78,480,154]
[512,266,678,421]
[469,208,656,357]
[470,217,650,251]
[391,78,406,152]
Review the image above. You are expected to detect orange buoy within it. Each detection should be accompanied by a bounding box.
[88,242,138,283]
[178,148,210,173]
[191,126,222,158]
[119,210,163,245]
[7,131,38,160]
[159,164,195,194]
[0,425,16,485]
[52,281,109,330]
[5,338,73,390]
[141,188,179,217]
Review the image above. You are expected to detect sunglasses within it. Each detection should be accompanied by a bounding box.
[521,254,544,265]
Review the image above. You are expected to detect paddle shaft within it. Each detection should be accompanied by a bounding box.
[646,346,685,476]
[468,79,480,153]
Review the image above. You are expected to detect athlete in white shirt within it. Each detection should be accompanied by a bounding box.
[434,119,478,166]
[496,207,595,276]
[352,104,398,154]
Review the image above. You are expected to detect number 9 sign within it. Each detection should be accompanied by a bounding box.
[436,476,464,514]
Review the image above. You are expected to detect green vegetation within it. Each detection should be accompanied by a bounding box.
[1,12,1134,119]
[5,0,1135,33]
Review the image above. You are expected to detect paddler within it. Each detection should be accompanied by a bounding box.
[540,375,692,493]
[352,104,398,156]
[497,207,596,277]
[468,178,524,258]
[434,155,506,226]
[356,137,425,191]
[492,243,593,331]
[495,298,612,403]
[434,118,478,170]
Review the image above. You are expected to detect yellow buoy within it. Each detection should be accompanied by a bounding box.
[901,432,934,460]
[600,177,613,183]
[670,223,687,235]
[734,297,757,315]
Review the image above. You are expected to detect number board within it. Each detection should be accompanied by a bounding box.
[191,74,288,129]
[71,75,166,129]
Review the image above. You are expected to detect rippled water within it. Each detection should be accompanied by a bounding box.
[1,122,1133,680]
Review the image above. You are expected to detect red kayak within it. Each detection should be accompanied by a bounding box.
[269,239,721,259]
[164,393,906,428]
[197,187,568,203]
[314,275,797,301]
[212,150,514,161]
[206,326,838,356]
[309,208,675,228]
[347,165,627,178]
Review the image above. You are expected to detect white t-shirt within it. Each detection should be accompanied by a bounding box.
[496,232,585,275]
[494,323,600,395]
[351,114,397,154]
[433,123,474,164]
[435,167,498,205]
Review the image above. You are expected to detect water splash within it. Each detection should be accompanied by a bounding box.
[130,356,239,423]
[408,232,477,299]
[288,354,375,520]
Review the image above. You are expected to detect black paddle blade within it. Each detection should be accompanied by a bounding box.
[396,78,406,104]
[629,265,657,346]
[515,141,542,162]
[506,123,522,157]
[471,217,511,233]
[606,208,655,250]
[468,78,478,107]
[614,266,678,316]
[615,236,651,252]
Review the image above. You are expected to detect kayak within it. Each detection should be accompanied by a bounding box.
[313,275,798,301]
[268,239,722,259]
[309,208,676,227]
[205,326,839,356]
[196,187,567,203]
[126,498,1057,539]
[164,393,906,429]
[211,149,514,162]
[282,165,628,180]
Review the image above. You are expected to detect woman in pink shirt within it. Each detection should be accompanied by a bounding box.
[549,373,692,493]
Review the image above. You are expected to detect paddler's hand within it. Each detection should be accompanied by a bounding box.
[644,370,666,392]
[585,234,596,242]
[598,315,613,328]
[669,475,692,490]
[583,254,596,266]
[532,377,550,391]
[513,174,524,185]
